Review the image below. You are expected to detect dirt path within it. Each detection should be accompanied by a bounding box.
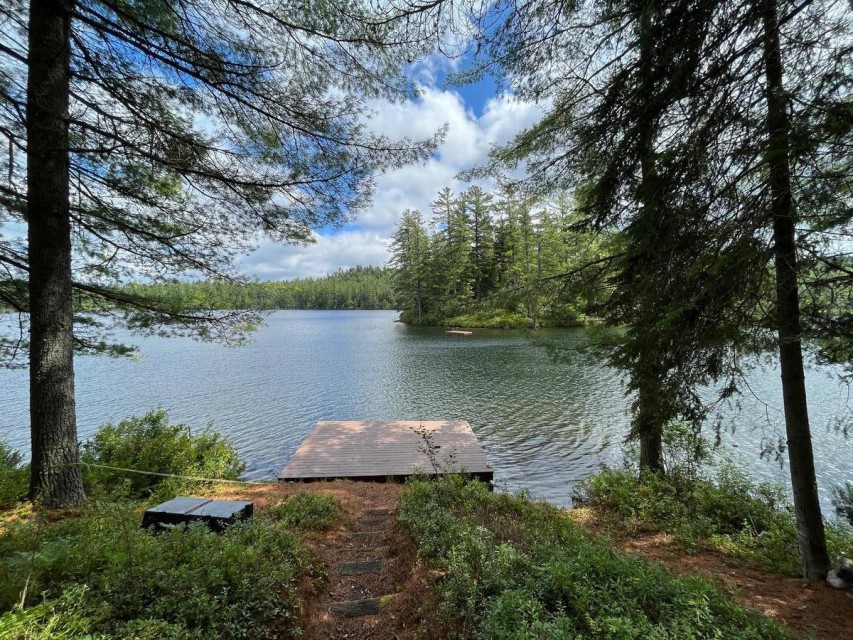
[571,507,853,640]
[215,481,419,639]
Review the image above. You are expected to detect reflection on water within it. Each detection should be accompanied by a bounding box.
[0,310,850,509]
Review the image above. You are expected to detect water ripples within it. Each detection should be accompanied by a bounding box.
[1,310,850,510]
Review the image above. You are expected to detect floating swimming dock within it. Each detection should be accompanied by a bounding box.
[446,330,473,336]
[279,420,493,483]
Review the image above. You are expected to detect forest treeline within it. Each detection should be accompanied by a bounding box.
[390,186,611,328]
[120,267,394,311]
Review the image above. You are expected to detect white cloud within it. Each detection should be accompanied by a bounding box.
[242,84,546,280]
[241,231,392,280]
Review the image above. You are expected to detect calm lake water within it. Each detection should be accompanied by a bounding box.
[1,310,850,511]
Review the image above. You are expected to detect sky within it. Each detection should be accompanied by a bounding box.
[240,55,546,281]
[0,26,545,284]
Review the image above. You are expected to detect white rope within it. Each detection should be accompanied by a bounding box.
[76,461,278,485]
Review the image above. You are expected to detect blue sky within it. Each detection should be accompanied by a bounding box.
[240,57,543,281]
[0,54,536,283]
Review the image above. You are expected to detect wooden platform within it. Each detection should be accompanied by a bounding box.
[279,420,493,483]
[141,497,253,532]
[446,330,473,336]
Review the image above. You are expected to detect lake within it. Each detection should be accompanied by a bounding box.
[1,310,850,511]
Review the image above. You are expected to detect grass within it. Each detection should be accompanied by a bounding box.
[398,475,794,639]
[576,465,853,576]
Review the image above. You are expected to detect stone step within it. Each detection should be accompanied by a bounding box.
[363,508,393,517]
[329,594,397,619]
[351,531,380,541]
[357,518,383,528]
[337,559,383,576]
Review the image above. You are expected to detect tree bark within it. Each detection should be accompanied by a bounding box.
[27,0,86,506]
[634,0,664,473]
[761,0,829,579]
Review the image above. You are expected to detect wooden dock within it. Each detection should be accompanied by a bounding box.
[446,330,473,336]
[279,420,493,483]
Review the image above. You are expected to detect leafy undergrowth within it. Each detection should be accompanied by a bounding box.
[577,466,853,576]
[0,442,28,509]
[268,491,340,531]
[0,491,339,639]
[398,476,793,639]
[1,413,341,640]
[442,311,533,329]
[81,408,246,500]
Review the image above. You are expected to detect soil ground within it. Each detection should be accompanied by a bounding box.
[215,482,853,640]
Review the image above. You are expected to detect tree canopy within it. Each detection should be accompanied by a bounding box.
[1,0,447,504]
[451,0,851,578]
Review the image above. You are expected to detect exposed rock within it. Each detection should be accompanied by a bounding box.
[826,557,853,589]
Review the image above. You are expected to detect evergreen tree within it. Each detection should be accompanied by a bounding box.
[428,187,471,315]
[390,209,430,324]
[494,186,539,325]
[463,185,496,301]
[460,0,850,577]
[0,0,442,505]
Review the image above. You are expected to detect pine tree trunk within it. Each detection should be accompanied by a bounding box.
[636,357,664,472]
[27,0,86,506]
[761,0,828,579]
[639,424,663,472]
[634,1,664,473]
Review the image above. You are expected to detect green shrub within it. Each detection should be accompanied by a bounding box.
[399,476,792,639]
[0,502,316,638]
[268,492,340,530]
[538,303,587,328]
[0,442,28,508]
[577,465,853,575]
[81,409,245,499]
[832,481,853,526]
[442,311,532,329]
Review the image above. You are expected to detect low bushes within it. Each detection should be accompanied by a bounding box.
[442,311,533,329]
[398,476,792,639]
[577,465,853,576]
[268,491,340,531]
[81,409,245,499]
[0,502,319,639]
[832,481,853,526]
[0,443,27,508]
[0,413,335,639]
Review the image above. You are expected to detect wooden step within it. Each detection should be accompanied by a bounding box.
[338,559,383,576]
[329,594,397,619]
[363,508,393,517]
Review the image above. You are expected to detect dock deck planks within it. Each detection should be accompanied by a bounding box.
[279,420,493,483]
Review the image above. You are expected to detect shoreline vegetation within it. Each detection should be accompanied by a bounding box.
[389,189,609,331]
[120,266,395,312]
[2,414,851,638]
[2,264,599,329]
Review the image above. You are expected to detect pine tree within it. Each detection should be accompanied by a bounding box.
[460,0,850,577]
[463,185,496,301]
[0,0,443,505]
[428,187,471,315]
[390,209,431,324]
